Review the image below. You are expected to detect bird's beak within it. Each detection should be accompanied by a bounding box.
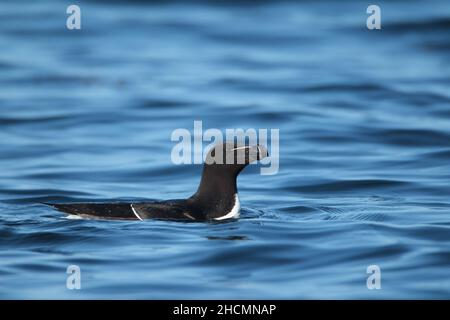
[230,144,269,164]
[256,145,269,160]
[242,144,268,163]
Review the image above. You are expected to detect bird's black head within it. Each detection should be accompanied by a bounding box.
[204,142,268,176]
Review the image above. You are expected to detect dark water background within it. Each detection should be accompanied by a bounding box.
[1,0,449,299]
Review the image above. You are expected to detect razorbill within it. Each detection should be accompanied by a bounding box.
[46,142,268,221]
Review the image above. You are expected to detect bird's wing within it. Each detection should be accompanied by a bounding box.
[131,201,198,221]
[47,202,139,220]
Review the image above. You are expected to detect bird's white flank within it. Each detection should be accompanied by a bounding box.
[214,194,240,220]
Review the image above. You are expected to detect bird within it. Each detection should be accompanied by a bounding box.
[45,142,268,221]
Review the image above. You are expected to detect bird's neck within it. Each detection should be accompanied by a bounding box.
[189,166,238,216]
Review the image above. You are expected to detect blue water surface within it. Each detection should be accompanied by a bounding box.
[0,0,450,299]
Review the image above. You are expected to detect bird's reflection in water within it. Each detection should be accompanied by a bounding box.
[206,235,249,241]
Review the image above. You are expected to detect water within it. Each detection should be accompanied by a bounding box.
[1,0,450,299]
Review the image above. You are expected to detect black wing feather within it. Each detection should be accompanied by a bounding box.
[47,203,138,220]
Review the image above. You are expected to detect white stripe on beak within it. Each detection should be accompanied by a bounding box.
[230,146,249,151]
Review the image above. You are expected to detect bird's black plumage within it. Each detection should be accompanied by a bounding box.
[46,142,268,221]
